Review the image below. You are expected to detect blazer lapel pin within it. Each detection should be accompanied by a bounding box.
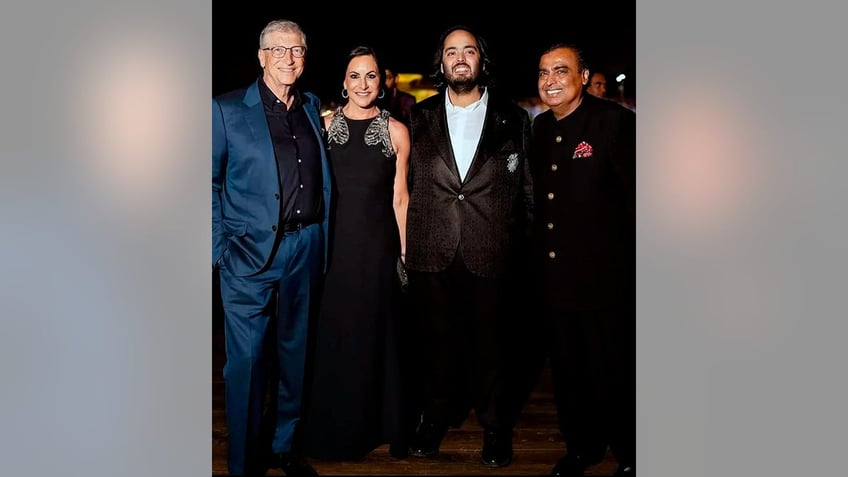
[507,153,519,173]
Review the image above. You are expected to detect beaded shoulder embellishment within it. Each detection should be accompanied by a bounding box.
[326,106,349,146]
[327,108,394,158]
[364,109,394,158]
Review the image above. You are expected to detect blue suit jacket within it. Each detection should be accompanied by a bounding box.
[212,79,331,276]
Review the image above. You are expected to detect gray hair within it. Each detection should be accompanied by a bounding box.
[259,19,307,49]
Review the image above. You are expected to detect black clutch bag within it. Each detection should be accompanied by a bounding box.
[396,257,409,292]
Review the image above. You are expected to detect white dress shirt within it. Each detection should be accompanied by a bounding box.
[445,88,488,182]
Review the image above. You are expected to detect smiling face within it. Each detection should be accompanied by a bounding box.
[258,30,305,90]
[538,46,589,118]
[343,54,381,110]
[441,29,481,94]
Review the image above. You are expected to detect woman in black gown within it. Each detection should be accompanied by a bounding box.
[303,46,410,461]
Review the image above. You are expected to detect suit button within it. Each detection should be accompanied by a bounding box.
[458,194,465,200]
[547,192,555,200]
[555,136,562,143]
[551,164,558,171]
[274,193,280,200]
[548,251,556,259]
[547,222,554,230]
[272,225,277,231]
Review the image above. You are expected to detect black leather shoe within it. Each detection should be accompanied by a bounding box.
[480,429,513,467]
[409,418,447,457]
[614,463,635,476]
[551,454,586,477]
[277,452,318,477]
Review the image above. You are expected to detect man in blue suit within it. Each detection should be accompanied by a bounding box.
[212,19,329,477]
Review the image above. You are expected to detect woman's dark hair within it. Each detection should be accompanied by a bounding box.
[345,45,382,78]
[429,25,494,90]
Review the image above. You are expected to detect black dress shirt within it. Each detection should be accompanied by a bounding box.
[258,78,323,226]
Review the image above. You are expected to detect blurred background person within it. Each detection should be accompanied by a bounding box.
[586,70,607,98]
[532,44,635,477]
[380,64,417,125]
[302,46,411,461]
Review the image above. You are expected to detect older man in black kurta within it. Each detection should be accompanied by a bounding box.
[531,44,635,477]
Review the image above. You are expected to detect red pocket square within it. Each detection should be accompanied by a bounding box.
[572,141,593,159]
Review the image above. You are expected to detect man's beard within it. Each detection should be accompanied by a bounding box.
[446,71,478,95]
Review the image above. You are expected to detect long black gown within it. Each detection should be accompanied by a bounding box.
[303,109,407,460]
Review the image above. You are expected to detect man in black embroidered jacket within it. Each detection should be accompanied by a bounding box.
[404,25,534,468]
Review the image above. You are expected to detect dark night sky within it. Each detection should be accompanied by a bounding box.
[213,4,635,103]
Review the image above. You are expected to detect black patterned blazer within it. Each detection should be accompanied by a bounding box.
[405,91,534,278]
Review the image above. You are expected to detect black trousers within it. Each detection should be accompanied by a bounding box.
[408,257,509,431]
[546,306,635,465]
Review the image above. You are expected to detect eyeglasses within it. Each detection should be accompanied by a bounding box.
[261,46,306,58]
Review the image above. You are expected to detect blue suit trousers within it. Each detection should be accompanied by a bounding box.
[218,223,322,475]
